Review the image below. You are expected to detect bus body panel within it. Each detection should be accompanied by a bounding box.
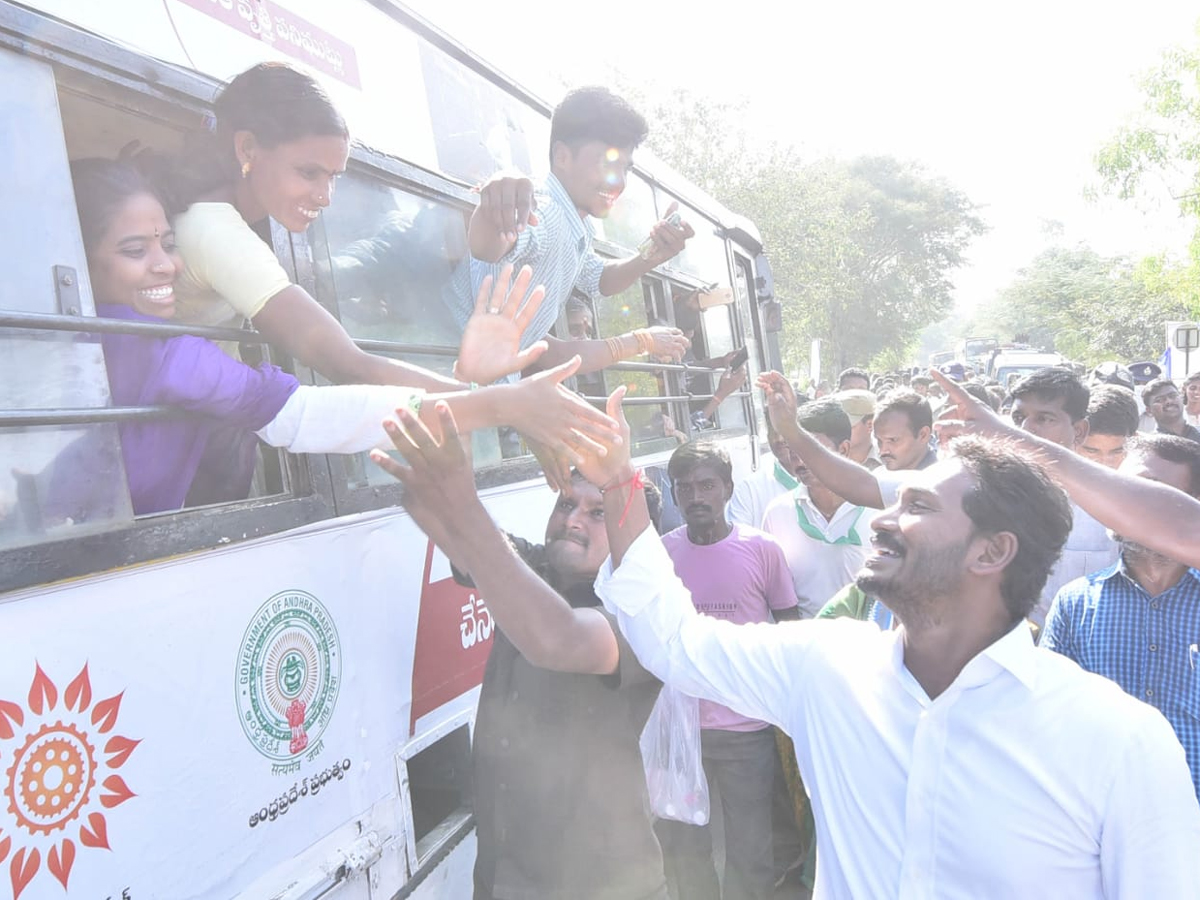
[0,483,553,899]
[1,2,767,897]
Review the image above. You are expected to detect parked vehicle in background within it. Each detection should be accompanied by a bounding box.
[990,350,1069,389]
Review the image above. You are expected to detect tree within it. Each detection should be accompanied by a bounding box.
[620,83,986,377]
[970,246,1189,366]
[1095,30,1200,220]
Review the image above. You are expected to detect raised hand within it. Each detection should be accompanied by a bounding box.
[454,264,549,384]
[371,402,483,550]
[507,356,619,463]
[526,437,573,493]
[645,326,691,363]
[574,386,634,490]
[929,368,1009,438]
[642,201,696,266]
[756,370,798,431]
[477,174,538,244]
[716,363,749,399]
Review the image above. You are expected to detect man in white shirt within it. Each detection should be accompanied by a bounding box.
[762,398,870,618]
[727,421,802,528]
[580,384,1200,900]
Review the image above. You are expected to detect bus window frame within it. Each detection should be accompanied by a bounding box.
[0,4,762,592]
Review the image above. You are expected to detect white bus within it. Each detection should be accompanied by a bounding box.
[0,2,778,897]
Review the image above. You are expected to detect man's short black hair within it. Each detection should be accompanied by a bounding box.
[876,389,933,435]
[667,441,733,489]
[1010,367,1089,423]
[549,87,648,164]
[963,382,998,411]
[838,367,870,389]
[1086,385,1139,437]
[797,398,852,447]
[911,375,933,389]
[1141,377,1179,406]
[1127,434,1200,497]
[952,437,1073,623]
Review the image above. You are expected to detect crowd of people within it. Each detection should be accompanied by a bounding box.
[61,58,1200,899]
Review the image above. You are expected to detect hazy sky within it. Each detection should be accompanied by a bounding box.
[406,0,1198,311]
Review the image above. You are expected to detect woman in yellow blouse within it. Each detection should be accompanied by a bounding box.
[148,62,613,456]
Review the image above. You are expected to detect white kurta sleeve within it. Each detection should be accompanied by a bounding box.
[255,384,423,455]
[595,527,815,730]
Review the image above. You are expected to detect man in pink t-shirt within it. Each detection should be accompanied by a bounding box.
[659,442,799,900]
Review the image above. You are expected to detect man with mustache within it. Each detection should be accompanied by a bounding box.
[751,374,933,518]
[658,441,798,900]
[374,412,669,900]
[1143,378,1200,442]
[1043,433,1200,801]
[577,383,1200,898]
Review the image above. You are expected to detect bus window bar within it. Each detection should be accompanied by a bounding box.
[1,312,734,376]
[0,310,259,344]
[579,390,751,406]
[2,390,751,425]
[0,407,180,427]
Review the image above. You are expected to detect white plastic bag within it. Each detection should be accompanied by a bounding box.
[639,684,710,825]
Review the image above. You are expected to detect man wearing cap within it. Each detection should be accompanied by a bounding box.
[836,390,881,470]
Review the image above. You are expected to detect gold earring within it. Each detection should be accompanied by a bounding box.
[241,161,251,178]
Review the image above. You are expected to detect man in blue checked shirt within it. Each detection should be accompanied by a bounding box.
[1043,433,1200,800]
[448,86,695,388]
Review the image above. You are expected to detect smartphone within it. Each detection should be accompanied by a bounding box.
[729,346,749,370]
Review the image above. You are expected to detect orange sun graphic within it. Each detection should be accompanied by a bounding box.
[0,664,138,899]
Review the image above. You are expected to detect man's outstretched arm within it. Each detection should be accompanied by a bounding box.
[578,387,814,729]
[372,402,619,675]
[758,372,885,509]
[932,369,1200,569]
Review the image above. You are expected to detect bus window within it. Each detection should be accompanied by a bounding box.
[593,278,681,454]
[592,171,659,255]
[662,198,727,286]
[702,300,749,431]
[0,49,135,551]
[307,171,522,487]
[418,40,550,184]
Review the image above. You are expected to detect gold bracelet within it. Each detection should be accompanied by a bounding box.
[632,328,654,355]
[605,336,625,361]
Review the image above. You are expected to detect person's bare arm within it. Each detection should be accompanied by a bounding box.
[530,327,690,376]
[758,371,885,509]
[932,368,1200,568]
[597,202,696,296]
[252,285,463,391]
[467,175,536,263]
[373,402,619,675]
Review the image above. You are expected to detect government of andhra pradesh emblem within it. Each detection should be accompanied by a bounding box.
[236,590,341,763]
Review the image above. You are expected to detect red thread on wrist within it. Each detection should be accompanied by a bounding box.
[601,468,647,528]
